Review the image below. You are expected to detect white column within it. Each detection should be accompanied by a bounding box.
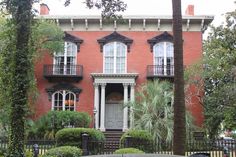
[93,83,99,129]
[100,83,106,131]
[130,83,136,128]
[123,83,129,131]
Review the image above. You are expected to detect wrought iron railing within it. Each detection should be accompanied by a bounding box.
[147,65,174,77]
[43,64,83,77]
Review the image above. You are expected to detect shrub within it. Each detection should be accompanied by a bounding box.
[28,111,91,139]
[56,128,105,154]
[56,128,105,146]
[120,129,153,153]
[114,148,144,154]
[43,146,82,157]
[0,147,6,156]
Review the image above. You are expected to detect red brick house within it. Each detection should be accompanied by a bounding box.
[35,4,213,132]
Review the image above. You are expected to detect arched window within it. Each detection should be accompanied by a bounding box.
[52,90,76,111]
[53,42,77,75]
[103,42,127,74]
[154,42,174,75]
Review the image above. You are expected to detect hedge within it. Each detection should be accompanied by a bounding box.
[120,129,153,153]
[114,148,145,154]
[56,127,105,154]
[43,146,82,157]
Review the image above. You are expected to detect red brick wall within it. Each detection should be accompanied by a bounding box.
[34,31,203,126]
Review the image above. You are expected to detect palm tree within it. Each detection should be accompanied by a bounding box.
[128,80,194,145]
[129,80,174,143]
[172,0,186,155]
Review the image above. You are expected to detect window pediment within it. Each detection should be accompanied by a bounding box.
[97,31,133,52]
[64,32,83,52]
[147,31,173,52]
[46,83,82,101]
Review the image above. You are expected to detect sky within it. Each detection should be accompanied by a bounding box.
[41,0,236,27]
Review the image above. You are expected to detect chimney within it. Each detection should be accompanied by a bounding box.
[40,3,50,15]
[185,5,194,16]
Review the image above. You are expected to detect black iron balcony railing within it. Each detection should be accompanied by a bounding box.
[43,64,83,82]
[147,65,174,78]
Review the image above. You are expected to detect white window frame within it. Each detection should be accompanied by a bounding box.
[51,90,76,111]
[53,42,77,75]
[153,42,174,75]
[103,42,127,74]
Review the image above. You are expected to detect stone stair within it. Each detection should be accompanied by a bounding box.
[103,130,124,151]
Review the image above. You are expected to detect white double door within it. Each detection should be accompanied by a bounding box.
[105,103,123,130]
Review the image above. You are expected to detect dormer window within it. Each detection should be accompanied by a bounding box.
[103,42,127,74]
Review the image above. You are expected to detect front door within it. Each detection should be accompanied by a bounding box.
[105,103,123,130]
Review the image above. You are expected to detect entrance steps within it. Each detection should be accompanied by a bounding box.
[103,130,124,151]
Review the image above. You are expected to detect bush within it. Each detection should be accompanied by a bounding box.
[120,129,153,153]
[114,148,144,154]
[0,147,6,156]
[56,128,105,154]
[28,111,91,139]
[56,128,105,146]
[43,146,82,157]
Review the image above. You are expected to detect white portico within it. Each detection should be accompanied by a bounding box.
[91,73,138,132]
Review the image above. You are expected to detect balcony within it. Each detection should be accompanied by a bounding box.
[147,65,174,80]
[43,64,83,82]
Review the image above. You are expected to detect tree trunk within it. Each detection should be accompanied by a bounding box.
[172,0,186,155]
[7,0,32,156]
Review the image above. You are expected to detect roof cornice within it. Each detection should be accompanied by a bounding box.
[36,15,214,32]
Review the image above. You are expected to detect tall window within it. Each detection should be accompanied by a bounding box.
[154,42,174,75]
[54,42,77,75]
[103,42,126,74]
[52,90,76,111]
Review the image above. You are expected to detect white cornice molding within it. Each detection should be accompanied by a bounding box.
[36,15,214,32]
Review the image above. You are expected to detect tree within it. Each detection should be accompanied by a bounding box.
[202,8,236,138]
[0,0,126,156]
[128,80,195,144]
[184,6,236,139]
[172,0,186,155]
[0,0,126,157]
[0,19,64,139]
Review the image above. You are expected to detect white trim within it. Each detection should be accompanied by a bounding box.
[37,15,213,32]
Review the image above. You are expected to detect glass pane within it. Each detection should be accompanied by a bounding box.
[166,42,173,57]
[66,42,77,56]
[104,43,114,56]
[65,91,75,111]
[53,92,63,111]
[154,43,164,57]
[116,42,125,57]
